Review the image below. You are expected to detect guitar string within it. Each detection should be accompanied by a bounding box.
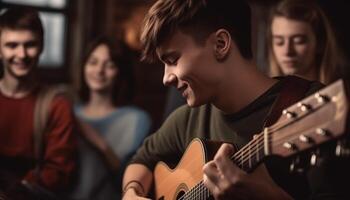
[236,118,321,167]
[190,130,320,200]
[188,96,328,198]
[177,116,303,199]
[178,110,331,199]
[230,115,297,166]
[177,133,267,200]
[182,130,320,199]
[177,135,267,200]
[179,122,301,199]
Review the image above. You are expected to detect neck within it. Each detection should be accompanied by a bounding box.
[213,57,277,114]
[0,74,37,98]
[83,91,116,118]
[297,67,318,83]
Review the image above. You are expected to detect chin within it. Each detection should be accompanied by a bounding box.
[12,70,32,78]
[90,87,107,92]
[9,65,35,77]
[186,99,205,108]
[281,69,297,76]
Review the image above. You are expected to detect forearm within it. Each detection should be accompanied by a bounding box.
[78,120,106,151]
[122,164,153,198]
[103,145,120,172]
[78,119,120,170]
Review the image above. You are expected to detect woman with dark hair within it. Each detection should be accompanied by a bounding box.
[267,0,346,84]
[69,37,151,200]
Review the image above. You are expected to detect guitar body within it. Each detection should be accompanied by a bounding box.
[153,80,349,200]
[154,138,222,200]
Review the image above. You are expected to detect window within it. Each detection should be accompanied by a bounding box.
[39,12,66,67]
[2,0,66,9]
[0,0,68,68]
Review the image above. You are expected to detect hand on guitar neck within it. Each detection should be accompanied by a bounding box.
[152,80,349,200]
[203,143,292,200]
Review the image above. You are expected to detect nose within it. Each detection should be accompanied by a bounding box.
[286,40,296,56]
[163,67,177,87]
[17,45,27,59]
[95,63,106,75]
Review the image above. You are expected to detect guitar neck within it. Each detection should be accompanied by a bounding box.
[156,80,348,200]
[230,135,266,172]
[179,136,267,200]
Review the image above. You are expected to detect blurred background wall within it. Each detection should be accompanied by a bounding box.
[1,0,349,131]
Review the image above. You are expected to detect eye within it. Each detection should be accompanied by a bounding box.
[293,36,307,45]
[87,57,98,66]
[160,52,180,66]
[25,41,39,48]
[273,37,284,46]
[165,56,179,66]
[5,42,18,49]
[105,61,116,69]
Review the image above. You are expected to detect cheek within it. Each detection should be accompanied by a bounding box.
[84,66,93,80]
[272,48,284,67]
[295,46,308,56]
[0,49,11,59]
[28,48,41,58]
[106,70,118,81]
[272,45,283,59]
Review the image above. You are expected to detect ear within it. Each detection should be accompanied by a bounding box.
[213,29,231,61]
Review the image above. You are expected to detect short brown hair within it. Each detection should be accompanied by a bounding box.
[0,7,44,50]
[140,0,252,62]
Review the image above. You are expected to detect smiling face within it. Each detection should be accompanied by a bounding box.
[271,16,317,78]
[84,44,119,93]
[0,29,42,80]
[157,30,222,107]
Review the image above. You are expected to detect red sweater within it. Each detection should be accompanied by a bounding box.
[0,89,77,192]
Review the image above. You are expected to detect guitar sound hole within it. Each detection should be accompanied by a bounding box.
[176,190,186,200]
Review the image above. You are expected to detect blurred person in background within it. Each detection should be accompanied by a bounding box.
[0,7,77,200]
[69,36,151,200]
[267,0,346,85]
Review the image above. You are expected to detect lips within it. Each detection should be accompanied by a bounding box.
[177,85,188,98]
[282,60,298,68]
[12,58,33,68]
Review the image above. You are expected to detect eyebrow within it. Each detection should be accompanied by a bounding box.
[272,35,283,39]
[4,39,38,46]
[159,51,178,62]
[272,34,307,38]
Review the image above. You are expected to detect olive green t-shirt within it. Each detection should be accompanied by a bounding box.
[131,77,323,198]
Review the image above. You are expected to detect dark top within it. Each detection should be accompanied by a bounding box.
[131,77,349,199]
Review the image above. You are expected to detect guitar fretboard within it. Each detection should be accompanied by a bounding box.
[179,133,267,200]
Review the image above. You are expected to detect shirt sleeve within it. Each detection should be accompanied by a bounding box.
[24,95,77,192]
[129,105,192,171]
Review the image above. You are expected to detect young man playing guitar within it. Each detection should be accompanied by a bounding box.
[122,0,350,199]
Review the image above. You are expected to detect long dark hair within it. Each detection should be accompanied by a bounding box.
[79,36,134,106]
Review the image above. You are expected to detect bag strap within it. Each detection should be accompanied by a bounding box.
[263,76,312,128]
[33,84,70,175]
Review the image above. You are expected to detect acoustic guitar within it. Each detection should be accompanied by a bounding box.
[154,79,349,200]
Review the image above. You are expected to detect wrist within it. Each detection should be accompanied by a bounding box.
[123,180,145,197]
